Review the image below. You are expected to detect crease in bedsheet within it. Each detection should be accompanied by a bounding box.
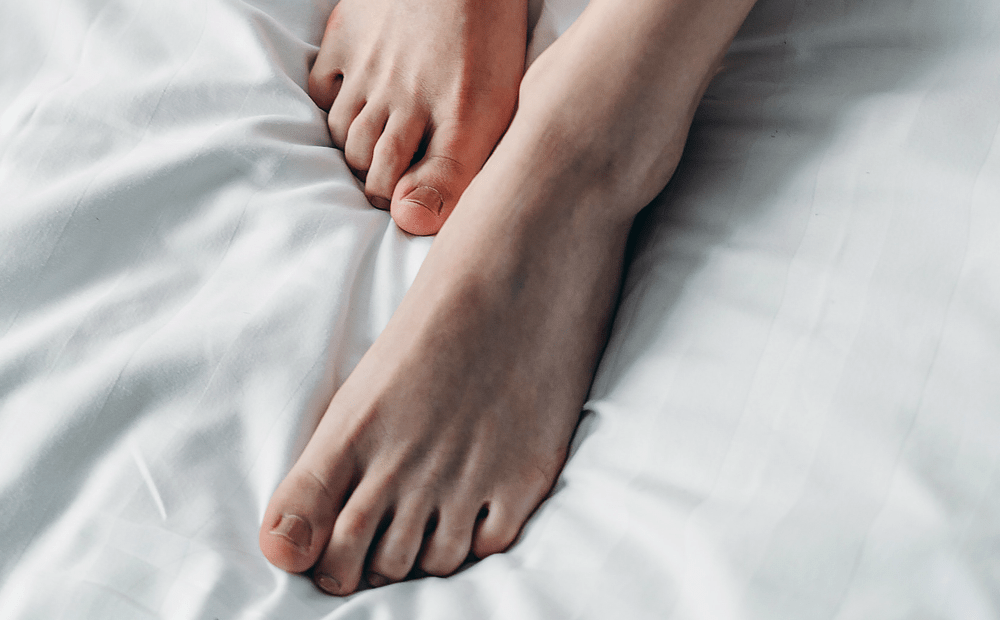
[855,77,1000,570]
[130,442,168,522]
[0,0,200,178]
[0,0,209,339]
[0,132,288,401]
[0,122,334,604]
[0,0,116,167]
[737,58,1000,618]
[179,168,393,508]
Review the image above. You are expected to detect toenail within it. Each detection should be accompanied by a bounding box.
[269,514,312,550]
[368,573,390,588]
[369,195,390,210]
[316,573,343,595]
[402,186,444,215]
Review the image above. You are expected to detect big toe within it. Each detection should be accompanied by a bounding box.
[259,468,339,574]
[390,138,480,236]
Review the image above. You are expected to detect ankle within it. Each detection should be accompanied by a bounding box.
[499,111,677,225]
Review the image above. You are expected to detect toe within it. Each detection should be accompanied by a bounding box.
[471,500,523,559]
[367,501,431,586]
[308,11,348,111]
[418,505,476,576]
[389,126,482,236]
[259,466,347,574]
[309,71,343,112]
[327,83,366,150]
[313,478,391,596]
[364,112,428,211]
[344,105,389,180]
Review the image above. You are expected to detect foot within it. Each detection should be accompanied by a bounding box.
[261,0,756,595]
[259,161,631,593]
[308,0,527,236]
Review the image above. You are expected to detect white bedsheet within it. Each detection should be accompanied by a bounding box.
[2,0,998,618]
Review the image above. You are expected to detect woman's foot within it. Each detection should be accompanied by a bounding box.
[261,0,758,595]
[309,0,527,235]
[259,177,630,593]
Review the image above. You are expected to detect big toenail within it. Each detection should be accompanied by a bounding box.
[369,195,390,210]
[402,186,444,215]
[270,514,312,550]
[316,574,342,595]
[368,573,390,588]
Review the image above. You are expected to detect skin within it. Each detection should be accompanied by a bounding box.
[260,0,759,596]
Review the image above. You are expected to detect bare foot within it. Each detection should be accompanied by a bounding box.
[308,0,527,236]
[261,0,757,595]
[259,196,628,593]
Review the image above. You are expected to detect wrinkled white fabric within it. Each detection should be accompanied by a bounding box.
[1,0,998,618]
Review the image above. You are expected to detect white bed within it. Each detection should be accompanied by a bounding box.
[2,0,998,617]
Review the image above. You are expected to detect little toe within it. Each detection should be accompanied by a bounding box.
[313,479,392,596]
[344,105,389,180]
[259,466,346,574]
[418,505,476,576]
[364,112,428,211]
[308,6,349,110]
[366,501,431,586]
[309,71,343,112]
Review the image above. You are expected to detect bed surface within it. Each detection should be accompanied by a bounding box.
[1,0,998,618]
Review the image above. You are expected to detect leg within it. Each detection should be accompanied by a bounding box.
[262,0,759,594]
[309,0,527,236]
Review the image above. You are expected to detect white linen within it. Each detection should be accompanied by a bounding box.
[1,0,998,618]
